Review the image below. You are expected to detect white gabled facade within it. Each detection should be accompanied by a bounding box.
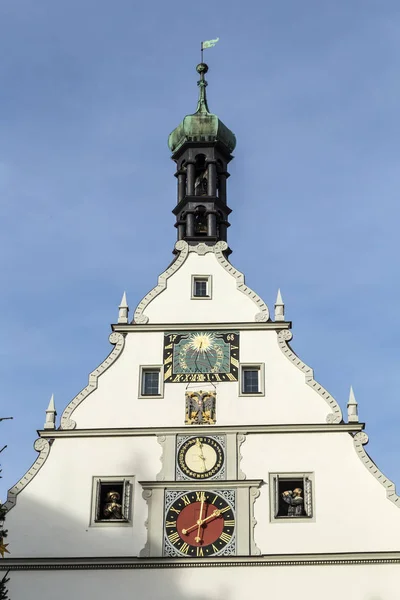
[3,63,400,600]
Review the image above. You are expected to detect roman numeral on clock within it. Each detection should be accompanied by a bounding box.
[168,532,180,544]
[219,532,232,544]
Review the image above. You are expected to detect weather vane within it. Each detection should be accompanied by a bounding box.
[201,38,219,63]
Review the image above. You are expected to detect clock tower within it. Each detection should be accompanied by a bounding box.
[169,62,235,251]
[3,62,400,600]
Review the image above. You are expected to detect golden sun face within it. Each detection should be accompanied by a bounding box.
[188,333,215,353]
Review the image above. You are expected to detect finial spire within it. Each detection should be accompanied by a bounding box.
[118,292,129,324]
[274,289,285,322]
[195,63,210,114]
[347,386,359,423]
[44,394,57,430]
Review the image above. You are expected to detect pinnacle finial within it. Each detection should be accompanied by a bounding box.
[44,394,56,430]
[347,385,359,423]
[118,291,129,324]
[274,289,285,322]
[195,63,210,114]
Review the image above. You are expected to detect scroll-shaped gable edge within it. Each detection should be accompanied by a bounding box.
[277,330,343,424]
[60,332,126,430]
[133,241,270,325]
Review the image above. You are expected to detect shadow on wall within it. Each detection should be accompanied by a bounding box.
[4,446,232,599]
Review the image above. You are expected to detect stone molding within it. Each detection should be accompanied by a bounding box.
[138,479,263,490]
[353,431,400,507]
[60,332,125,430]
[39,423,364,439]
[3,551,400,570]
[250,486,262,555]
[277,330,342,424]
[132,241,269,324]
[212,241,269,322]
[133,241,189,324]
[5,439,51,511]
[113,321,290,332]
[237,434,246,480]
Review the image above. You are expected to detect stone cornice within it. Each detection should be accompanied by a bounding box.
[139,479,264,490]
[112,321,292,333]
[2,550,400,570]
[38,423,364,439]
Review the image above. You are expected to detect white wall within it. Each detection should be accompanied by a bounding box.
[70,329,330,429]
[8,565,400,600]
[242,432,400,553]
[142,251,261,324]
[5,437,160,558]
[6,429,400,558]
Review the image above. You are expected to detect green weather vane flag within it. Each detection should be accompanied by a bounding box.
[201,38,219,61]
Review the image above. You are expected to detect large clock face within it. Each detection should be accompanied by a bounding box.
[177,436,224,480]
[164,490,235,557]
[163,331,239,383]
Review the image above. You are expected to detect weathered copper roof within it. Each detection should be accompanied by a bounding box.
[168,63,236,154]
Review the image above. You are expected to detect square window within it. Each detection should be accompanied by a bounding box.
[191,275,212,299]
[240,364,264,395]
[141,369,161,396]
[270,474,314,521]
[91,477,133,526]
[243,369,259,393]
[195,279,208,297]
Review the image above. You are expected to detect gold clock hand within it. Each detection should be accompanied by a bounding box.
[199,509,221,525]
[181,517,204,536]
[194,494,205,543]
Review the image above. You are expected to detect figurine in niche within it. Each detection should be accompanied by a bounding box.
[282,487,304,517]
[194,211,208,235]
[194,169,208,196]
[185,391,216,425]
[103,490,123,519]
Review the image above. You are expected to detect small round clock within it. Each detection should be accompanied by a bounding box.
[178,436,224,480]
[164,490,235,557]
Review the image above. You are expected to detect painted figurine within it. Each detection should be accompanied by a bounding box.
[282,487,304,517]
[103,490,123,519]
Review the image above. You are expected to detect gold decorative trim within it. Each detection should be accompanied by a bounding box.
[277,330,342,424]
[60,332,125,430]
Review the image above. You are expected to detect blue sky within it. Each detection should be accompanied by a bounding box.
[1,0,400,499]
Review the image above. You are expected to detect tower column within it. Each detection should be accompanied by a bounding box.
[219,218,228,241]
[207,161,217,196]
[177,170,186,202]
[219,172,227,203]
[207,211,217,237]
[186,161,196,196]
[186,211,195,237]
[176,219,186,240]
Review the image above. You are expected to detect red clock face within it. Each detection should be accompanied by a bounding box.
[165,490,235,557]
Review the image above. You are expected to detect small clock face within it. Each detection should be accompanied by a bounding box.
[177,436,224,479]
[163,331,239,383]
[164,490,235,557]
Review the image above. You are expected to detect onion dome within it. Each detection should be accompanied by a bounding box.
[168,63,236,155]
